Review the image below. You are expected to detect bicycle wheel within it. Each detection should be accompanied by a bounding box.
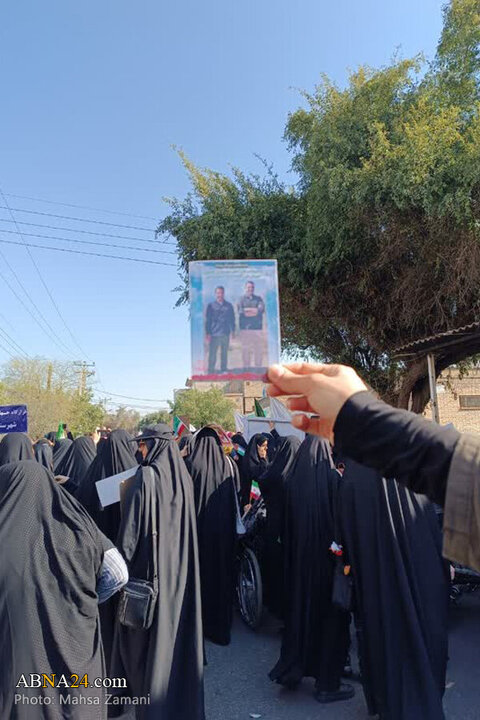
[237,546,263,629]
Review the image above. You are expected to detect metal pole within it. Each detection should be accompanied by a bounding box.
[427,353,440,423]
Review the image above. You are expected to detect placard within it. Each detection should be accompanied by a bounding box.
[190,259,280,381]
[96,466,139,507]
[0,405,28,433]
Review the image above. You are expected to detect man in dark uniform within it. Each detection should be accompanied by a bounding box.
[238,281,266,370]
[206,286,235,373]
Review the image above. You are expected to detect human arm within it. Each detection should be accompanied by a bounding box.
[116,469,144,563]
[266,363,459,505]
[96,547,129,604]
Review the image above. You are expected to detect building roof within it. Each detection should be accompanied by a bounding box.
[393,321,480,360]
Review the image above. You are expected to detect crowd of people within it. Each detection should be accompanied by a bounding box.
[1,361,477,720]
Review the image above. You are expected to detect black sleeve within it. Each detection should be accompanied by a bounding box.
[206,304,212,335]
[333,391,461,506]
[229,303,235,333]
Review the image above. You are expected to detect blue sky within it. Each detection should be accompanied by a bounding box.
[0,0,444,413]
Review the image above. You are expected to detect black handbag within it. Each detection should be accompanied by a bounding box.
[330,469,353,612]
[117,467,158,630]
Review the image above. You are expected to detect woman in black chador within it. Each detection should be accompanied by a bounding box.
[340,460,449,720]
[34,437,54,471]
[185,426,238,646]
[111,425,205,720]
[240,433,271,509]
[76,429,138,670]
[257,435,301,617]
[270,435,353,704]
[55,435,96,495]
[0,460,121,719]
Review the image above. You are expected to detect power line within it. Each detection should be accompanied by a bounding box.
[0,339,15,359]
[0,218,177,246]
[0,244,75,359]
[0,238,177,266]
[2,193,159,222]
[0,326,29,358]
[0,189,87,359]
[0,228,178,255]
[95,389,168,402]
[0,205,156,233]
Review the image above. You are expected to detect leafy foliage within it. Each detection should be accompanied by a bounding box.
[159,0,480,405]
[137,410,172,430]
[169,387,235,430]
[0,357,105,439]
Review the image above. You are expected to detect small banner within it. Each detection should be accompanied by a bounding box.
[0,405,28,433]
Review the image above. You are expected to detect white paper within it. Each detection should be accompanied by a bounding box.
[96,466,139,508]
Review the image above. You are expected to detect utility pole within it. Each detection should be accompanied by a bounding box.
[73,361,96,396]
[46,363,53,392]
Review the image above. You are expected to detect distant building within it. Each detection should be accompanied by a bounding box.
[425,366,480,433]
[187,378,266,415]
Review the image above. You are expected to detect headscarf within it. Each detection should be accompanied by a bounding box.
[0,460,110,715]
[240,433,270,507]
[34,438,54,472]
[76,429,137,541]
[45,431,56,444]
[55,435,96,495]
[0,433,33,464]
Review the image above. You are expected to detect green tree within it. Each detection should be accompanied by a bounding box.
[104,406,142,434]
[159,0,480,410]
[137,410,172,430]
[0,357,105,439]
[169,388,235,430]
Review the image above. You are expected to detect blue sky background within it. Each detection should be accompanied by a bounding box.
[0,0,444,413]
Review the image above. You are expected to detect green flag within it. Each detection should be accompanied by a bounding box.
[254,399,266,417]
[56,422,64,440]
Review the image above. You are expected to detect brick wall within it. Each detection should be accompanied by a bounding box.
[425,368,480,433]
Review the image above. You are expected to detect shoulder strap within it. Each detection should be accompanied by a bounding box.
[146,466,158,592]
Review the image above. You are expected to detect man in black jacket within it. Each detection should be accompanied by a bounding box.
[238,281,266,370]
[205,286,235,374]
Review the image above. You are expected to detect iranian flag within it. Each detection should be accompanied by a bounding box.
[173,416,188,438]
[250,480,261,502]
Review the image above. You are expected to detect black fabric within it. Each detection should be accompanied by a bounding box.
[334,391,460,506]
[178,432,193,451]
[257,436,301,616]
[231,432,247,450]
[270,435,350,691]
[240,433,270,507]
[45,431,56,443]
[185,427,238,645]
[340,460,449,720]
[111,430,205,720]
[76,430,138,673]
[0,433,33,464]
[34,438,54,471]
[0,460,110,719]
[52,437,72,473]
[55,435,96,496]
[77,429,137,541]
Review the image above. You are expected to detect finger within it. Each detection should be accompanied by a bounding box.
[287,396,313,413]
[266,383,284,398]
[267,364,318,395]
[280,362,330,375]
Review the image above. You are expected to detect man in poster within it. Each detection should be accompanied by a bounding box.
[238,281,266,370]
[206,286,235,373]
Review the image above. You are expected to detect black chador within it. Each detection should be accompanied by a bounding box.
[257,435,301,617]
[340,460,449,720]
[111,426,205,720]
[55,435,96,495]
[185,426,238,646]
[270,435,351,699]
[0,460,112,719]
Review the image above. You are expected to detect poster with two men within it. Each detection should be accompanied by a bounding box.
[189,259,280,381]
